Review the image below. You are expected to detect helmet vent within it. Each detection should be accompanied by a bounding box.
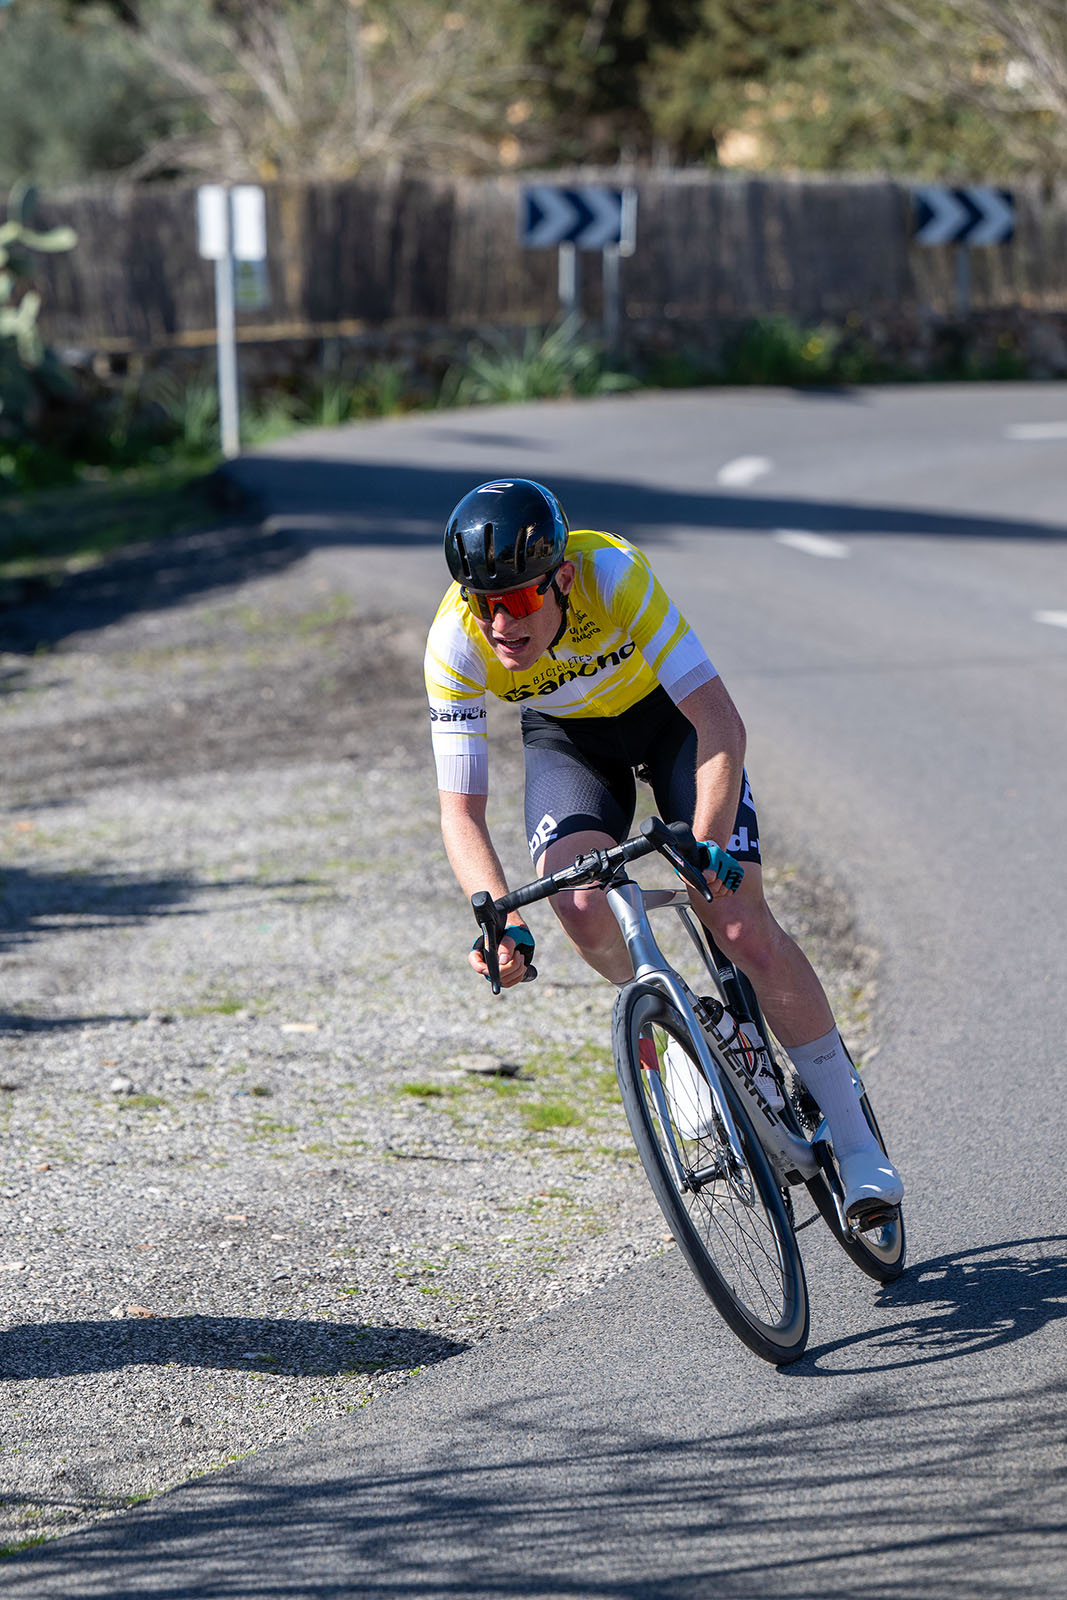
[450,520,473,581]
[443,479,569,594]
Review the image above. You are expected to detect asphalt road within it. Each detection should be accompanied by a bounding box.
[8,384,1066,1595]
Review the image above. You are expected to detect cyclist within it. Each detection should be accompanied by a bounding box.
[424,478,903,1224]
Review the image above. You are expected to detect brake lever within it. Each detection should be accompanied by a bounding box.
[661,842,714,901]
[471,890,504,995]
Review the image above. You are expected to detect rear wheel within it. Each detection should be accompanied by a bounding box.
[804,1077,906,1282]
[613,982,809,1365]
[697,947,905,1283]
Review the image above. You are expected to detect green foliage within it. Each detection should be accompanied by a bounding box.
[2,0,1065,183]
[310,364,410,426]
[0,0,169,190]
[0,462,218,590]
[515,1,704,163]
[718,317,844,385]
[0,190,79,490]
[713,315,902,386]
[149,375,220,456]
[523,1100,582,1132]
[643,0,839,165]
[441,319,638,407]
[23,0,528,183]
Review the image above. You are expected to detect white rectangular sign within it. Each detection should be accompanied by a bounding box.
[196,185,228,261]
[231,185,267,262]
[196,184,267,261]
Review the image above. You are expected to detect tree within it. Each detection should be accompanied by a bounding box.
[513,1,707,164]
[642,0,843,167]
[638,0,1034,177]
[61,0,532,181]
[0,0,171,189]
[862,0,1067,178]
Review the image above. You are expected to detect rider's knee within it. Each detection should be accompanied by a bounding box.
[552,887,617,956]
[711,906,785,977]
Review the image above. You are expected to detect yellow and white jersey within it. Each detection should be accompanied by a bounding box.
[424,529,716,794]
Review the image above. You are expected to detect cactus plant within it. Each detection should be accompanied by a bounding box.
[0,184,77,483]
[0,192,77,367]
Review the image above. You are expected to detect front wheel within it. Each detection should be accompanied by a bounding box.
[613,982,809,1365]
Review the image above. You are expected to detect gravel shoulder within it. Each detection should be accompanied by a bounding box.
[0,520,875,1551]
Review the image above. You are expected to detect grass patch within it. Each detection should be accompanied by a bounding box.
[398,1082,448,1100]
[183,995,248,1017]
[441,316,638,406]
[523,1101,582,1132]
[0,1533,49,1557]
[0,462,222,586]
[121,1094,166,1112]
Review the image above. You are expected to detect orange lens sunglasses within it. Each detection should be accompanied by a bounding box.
[461,568,558,622]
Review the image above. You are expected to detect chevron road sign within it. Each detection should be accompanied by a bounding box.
[521,186,630,251]
[913,186,1015,246]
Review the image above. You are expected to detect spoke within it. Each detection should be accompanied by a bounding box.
[640,1027,791,1332]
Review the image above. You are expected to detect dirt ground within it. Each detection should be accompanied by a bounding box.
[0,513,875,1550]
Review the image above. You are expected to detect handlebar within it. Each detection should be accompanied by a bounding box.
[472,816,719,995]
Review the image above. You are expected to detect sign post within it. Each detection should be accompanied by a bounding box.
[558,242,579,317]
[196,184,268,458]
[913,186,1015,315]
[520,185,637,341]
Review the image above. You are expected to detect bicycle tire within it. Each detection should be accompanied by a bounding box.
[613,981,809,1365]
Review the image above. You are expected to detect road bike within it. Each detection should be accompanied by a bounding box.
[472,815,905,1365]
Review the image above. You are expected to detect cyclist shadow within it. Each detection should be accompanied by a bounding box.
[795,1234,1067,1375]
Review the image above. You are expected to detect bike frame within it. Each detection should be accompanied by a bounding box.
[607,876,821,1188]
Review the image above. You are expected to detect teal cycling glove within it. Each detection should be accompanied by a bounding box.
[698,842,745,894]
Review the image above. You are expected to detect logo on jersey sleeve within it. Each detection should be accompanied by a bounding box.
[429,704,487,724]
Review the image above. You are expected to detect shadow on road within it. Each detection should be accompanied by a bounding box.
[0,1314,466,1383]
[796,1234,1067,1374]
[0,1011,139,1040]
[0,518,293,655]
[4,1362,1063,1595]
[0,866,324,957]
[3,453,1065,655]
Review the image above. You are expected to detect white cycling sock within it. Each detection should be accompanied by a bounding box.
[786,1027,876,1159]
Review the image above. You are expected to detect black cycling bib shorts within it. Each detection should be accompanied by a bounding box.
[521,686,761,867]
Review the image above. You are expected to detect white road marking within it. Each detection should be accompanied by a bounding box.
[716,455,772,488]
[774,529,850,560]
[1034,610,1067,629]
[1005,422,1067,441]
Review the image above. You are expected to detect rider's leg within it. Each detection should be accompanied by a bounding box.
[522,713,637,984]
[694,864,831,1047]
[694,871,902,1206]
[538,827,631,984]
[647,715,899,1197]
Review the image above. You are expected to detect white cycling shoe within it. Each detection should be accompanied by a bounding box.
[661,1037,716,1139]
[837,1145,904,1226]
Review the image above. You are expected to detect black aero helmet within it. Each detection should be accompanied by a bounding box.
[444,479,569,593]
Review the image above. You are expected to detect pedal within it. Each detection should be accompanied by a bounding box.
[848,1202,897,1235]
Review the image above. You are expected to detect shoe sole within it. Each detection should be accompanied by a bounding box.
[846,1199,901,1233]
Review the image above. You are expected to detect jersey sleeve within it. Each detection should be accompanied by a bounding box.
[424,606,490,795]
[592,540,716,705]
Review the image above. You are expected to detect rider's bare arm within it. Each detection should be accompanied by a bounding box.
[438,790,531,988]
[677,677,747,895]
